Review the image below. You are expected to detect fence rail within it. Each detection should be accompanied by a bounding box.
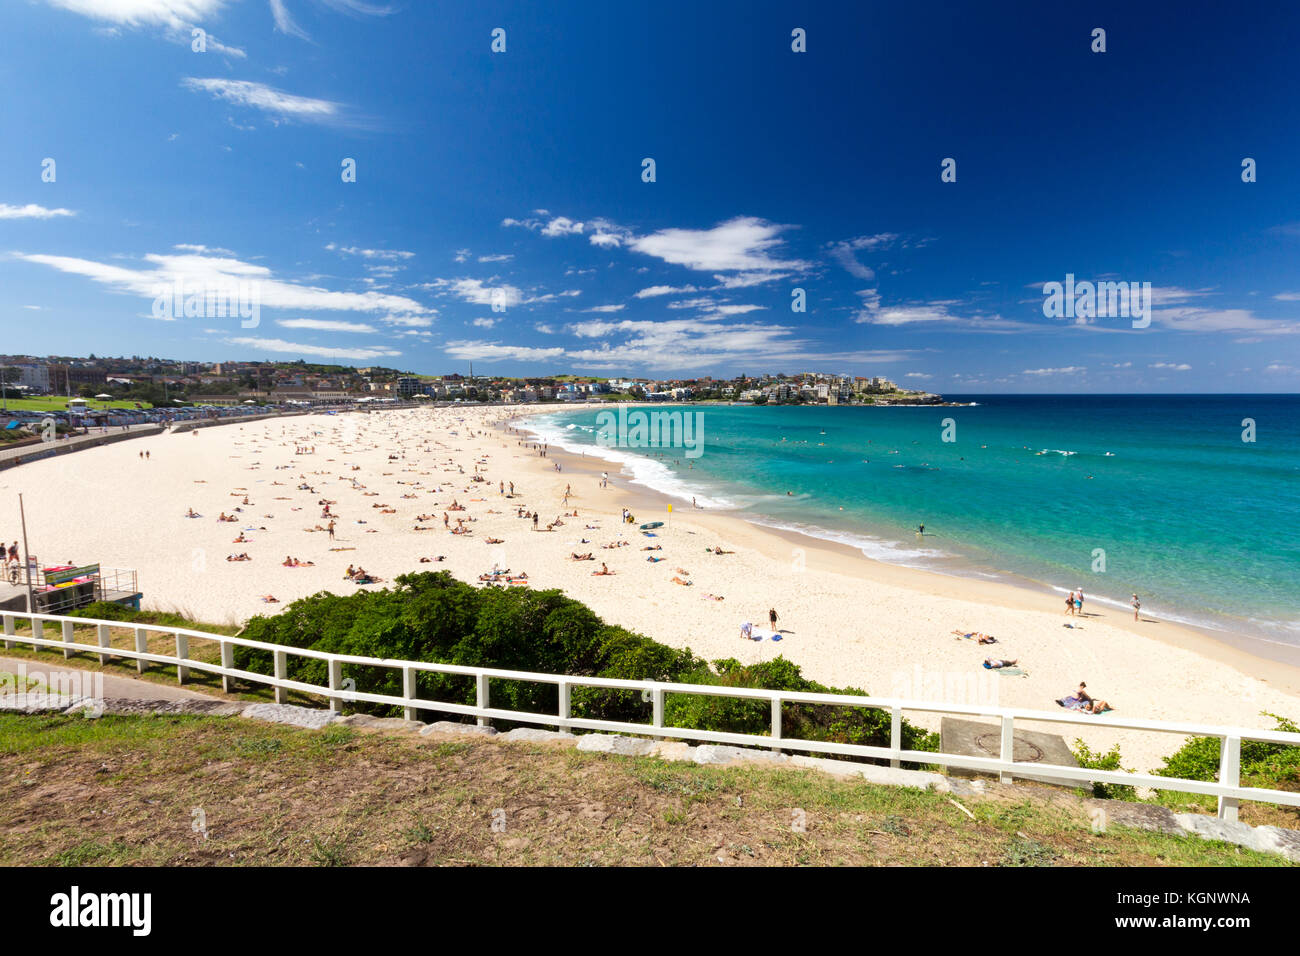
[4,609,1298,822]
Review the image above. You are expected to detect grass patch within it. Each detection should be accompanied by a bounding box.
[0,712,1293,867]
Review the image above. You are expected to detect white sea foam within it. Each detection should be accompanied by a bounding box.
[746,516,951,568]
[518,415,735,509]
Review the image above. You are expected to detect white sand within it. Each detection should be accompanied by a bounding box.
[3,405,1298,772]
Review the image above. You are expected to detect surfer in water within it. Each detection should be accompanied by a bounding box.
[916,523,925,537]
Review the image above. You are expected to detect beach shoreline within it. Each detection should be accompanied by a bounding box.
[4,403,1298,772]
[505,404,1300,686]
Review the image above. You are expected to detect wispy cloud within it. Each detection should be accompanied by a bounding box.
[277,318,377,333]
[15,248,432,318]
[44,1,246,56]
[325,244,414,260]
[182,78,343,124]
[0,203,76,220]
[226,335,399,360]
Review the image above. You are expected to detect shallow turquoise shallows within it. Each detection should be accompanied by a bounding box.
[521,395,1300,647]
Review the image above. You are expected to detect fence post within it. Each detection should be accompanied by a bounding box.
[134,628,148,673]
[96,623,111,664]
[32,616,44,653]
[1217,736,1241,822]
[890,707,902,769]
[220,641,235,694]
[652,687,665,730]
[403,666,416,721]
[476,673,490,727]
[273,650,287,704]
[2,614,13,650]
[771,696,782,753]
[999,715,1015,784]
[558,680,571,733]
[328,659,344,714]
[62,619,74,659]
[175,632,189,684]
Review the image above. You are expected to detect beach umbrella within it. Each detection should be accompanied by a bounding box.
[94,393,113,399]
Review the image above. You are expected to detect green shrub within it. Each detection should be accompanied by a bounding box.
[224,570,938,761]
[1156,712,1300,789]
[1072,740,1137,800]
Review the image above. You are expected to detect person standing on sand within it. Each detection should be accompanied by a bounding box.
[769,607,779,632]
[533,513,539,531]
[327,519,335,541]
[1132,594,1141,621]
[1065,590,1075,616]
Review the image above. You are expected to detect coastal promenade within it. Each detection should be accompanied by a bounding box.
[0,423,164,473]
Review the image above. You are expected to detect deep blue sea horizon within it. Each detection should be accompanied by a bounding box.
[520,395,1300,648]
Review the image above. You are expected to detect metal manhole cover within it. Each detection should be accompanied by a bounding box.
[974,732,1044,763]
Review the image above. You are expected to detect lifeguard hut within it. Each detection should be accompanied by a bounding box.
[17,561,142,614]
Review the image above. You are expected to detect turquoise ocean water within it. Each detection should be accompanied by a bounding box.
[520,396,1300,649]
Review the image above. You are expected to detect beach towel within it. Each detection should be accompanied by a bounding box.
[992,667,1026,677]
[1056,695,1109,713]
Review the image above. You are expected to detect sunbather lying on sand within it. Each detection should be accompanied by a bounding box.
[671,576,692,586]
[1057,683,1112,713]
[983,658,1018,669]
[572,552,594,560]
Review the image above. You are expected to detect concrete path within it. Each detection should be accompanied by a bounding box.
[0,654,215,700]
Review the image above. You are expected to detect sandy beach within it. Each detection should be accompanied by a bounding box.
[3,404,1298,772]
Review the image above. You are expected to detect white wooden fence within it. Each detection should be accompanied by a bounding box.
[4,609,1299,823]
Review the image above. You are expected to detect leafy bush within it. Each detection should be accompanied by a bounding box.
[1156,713,1300,790]
[1072,740,1137,801]
[225,570,938,761]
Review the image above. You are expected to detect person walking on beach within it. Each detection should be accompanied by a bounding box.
[327,519,335,541]
[1065,590,1076,616]
[769,607,779,632]
[1075,589,1084,616]
[532,513,539,531]
[1131,593,1141,621]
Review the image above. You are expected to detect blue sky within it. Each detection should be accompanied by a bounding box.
[3,0,1299,392]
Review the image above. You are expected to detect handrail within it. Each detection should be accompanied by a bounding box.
[5,609,1298,822]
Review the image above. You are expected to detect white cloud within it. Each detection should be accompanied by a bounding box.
[634,285,698,299]
[1148,362,1192,371]
[227,336,400,360]
[182,78,342,123]
[1023,367,1086,376]
[277,318,376,333]
[629,216,809,273]
[0,203,75,220]
[471,317,497,328]
[443,342,566,362]
[269,0,310,39]
[541,216,584,237]
[581,305,625,313]
[904,372,932,380]
[477,254,513,263]
[16,249,432,317]
[326,244,415,260]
